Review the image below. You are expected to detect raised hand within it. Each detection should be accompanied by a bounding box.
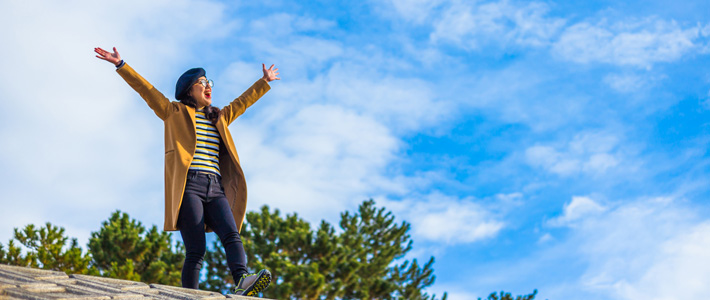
[94,47,122,66]
[262,64,280,82]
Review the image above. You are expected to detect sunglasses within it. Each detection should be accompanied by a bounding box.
[194,79,214,88]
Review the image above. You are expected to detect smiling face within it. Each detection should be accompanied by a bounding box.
[189,76,212,108]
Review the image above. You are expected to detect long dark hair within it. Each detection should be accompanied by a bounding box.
[180,96,221,124]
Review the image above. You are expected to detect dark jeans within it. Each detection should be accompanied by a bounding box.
[177,171,247,289]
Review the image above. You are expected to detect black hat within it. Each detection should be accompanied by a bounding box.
[175,67,206,100]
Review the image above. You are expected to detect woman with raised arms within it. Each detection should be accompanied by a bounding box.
[94,46,279,296]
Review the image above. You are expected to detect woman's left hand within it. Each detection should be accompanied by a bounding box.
[262,64,280,82]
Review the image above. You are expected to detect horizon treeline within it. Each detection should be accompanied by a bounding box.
[0,199,537,300]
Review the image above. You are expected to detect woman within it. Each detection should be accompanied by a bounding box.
[94,46,279,296]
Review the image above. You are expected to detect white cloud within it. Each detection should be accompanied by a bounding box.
[525,131,622,176]
[0,0,239,244]
[249,13,337,36]
[701,89,710,110]
[321,64,449,133]
[382,0,709,69]
[603,73,648,93]
[537,233,553,244]
[237,104,402,223]
[240,14,345,83]
[379,0,447,24]
[430,1,565,49]
[585,153,619,173]
[207,21,453,226]
[462,63,594,131]
[553,19,704,68]
[603,72,668,94]
[520,196,710,300]
[383,193,504,244]
[496,192,524,206]
[548,196,606,226]
[700,24,710,53]
[234,74,448,223]
[443,196,710,300]
[418,209,503,244]
[560,197,710,299]
[525,145,576,175]
[609,222,710,299]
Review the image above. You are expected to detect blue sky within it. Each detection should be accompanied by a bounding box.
[1,0,710,299]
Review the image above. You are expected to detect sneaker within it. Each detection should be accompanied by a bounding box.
[231,269,271,296]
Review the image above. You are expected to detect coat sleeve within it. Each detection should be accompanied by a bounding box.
[221,78,271,125]
[116,63,173,120]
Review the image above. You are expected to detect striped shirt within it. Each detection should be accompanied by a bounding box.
[189,110,221,176]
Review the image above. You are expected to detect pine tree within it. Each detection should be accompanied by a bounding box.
[87,211,184,285]
[392,258,447,300]
[0,240,31,267]
[202,199,447,300]
[337,199,412,299]
[0,223,91,274]
[478,290,538,300]
[203,206,329,298]
[0,208,536,299]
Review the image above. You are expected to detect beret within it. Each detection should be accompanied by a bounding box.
[175,67,206,100]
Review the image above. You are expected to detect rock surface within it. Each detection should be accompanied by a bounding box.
[0,264,272,300]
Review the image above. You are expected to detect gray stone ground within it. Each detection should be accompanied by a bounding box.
[0,264,273,300]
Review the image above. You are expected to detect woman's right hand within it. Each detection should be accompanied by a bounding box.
[94,47,122,66]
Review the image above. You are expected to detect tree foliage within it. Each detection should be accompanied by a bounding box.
[0,211,183,286]
[87,211,184,285]
[478,290,538,300]
[0,223,90,274]
[202,199,447,300]
[0,203,534,299]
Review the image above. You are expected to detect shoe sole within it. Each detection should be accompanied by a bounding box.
[243,269,271,296]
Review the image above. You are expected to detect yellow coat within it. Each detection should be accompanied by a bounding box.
[117,63,270,232]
